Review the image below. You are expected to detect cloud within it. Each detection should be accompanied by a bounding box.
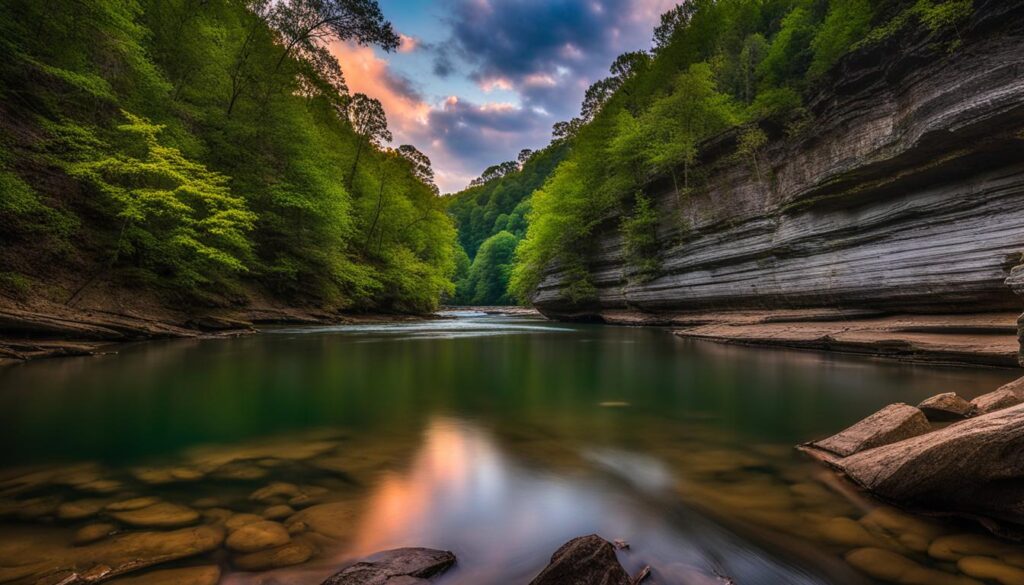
[328,0,677,192]
[442,0,678,118]
[397,33,421,53]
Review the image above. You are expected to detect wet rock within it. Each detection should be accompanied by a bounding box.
[108,502,199,528]
[77,525,225,580]
[929,534,1013,561]
[859,507,949,553]
[291,502,358,540]
[263,504,295,520]
[78,479,123,494]
[811,404,930,457]
[225,513,264,531]
[233,540,313,571]
[322,547,456,584]
[57,499,107,521]
[836,405,1024,527]
[958,556,1024,585]
[251,482,301,503]
[226,520,291,553]
[844,547,983,585]
[286,520,308,535]
[132,467,204,485]
[211,463,268,481]
[917,393,975,421]
[72,522,119,545]
[106,497,161,512]
[106,565,221,585]
[528,535,631,585]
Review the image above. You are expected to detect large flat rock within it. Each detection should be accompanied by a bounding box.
[811,404,931,457]
[322,548,456,585]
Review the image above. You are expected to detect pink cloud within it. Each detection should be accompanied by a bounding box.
[398,33,420,53]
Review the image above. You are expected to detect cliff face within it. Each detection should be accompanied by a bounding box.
[533,4,1024,330]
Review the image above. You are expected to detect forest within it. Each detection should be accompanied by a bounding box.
[0,0,980,313]
[444,0,974,306]
[0,0,457,315]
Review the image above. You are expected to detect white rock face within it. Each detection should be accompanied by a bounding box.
[533,9,1024,338]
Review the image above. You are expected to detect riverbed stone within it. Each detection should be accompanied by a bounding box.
[528,535,630,585]
[929,534,1013,561]
[251,482,301,503]
[76,525,225,580]
[233,540,313,571]
[291,502,359,540]
[108,502,199,528]
[106,497,161,512]
[263,504,295,520]
[958,556,1024,585]
[106,566,221,585]
[72,522,119,545]
[917,393,975,421]
[844,547,983,585]
[226,520,291,553]
[56,499,107,521]
[225,513,264,531]
[812,404,930,457]
[322,547,456,584]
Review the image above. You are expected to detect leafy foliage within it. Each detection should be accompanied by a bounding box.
[0,0,455,312]
[512,0,977,303]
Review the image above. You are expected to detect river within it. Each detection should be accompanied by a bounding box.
[0,313,1018,584]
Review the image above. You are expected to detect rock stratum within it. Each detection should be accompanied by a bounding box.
[532,1,1024,366]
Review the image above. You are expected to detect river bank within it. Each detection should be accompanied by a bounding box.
[0,295,434,367]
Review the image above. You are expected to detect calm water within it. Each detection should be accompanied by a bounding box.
[0,314,1018,584]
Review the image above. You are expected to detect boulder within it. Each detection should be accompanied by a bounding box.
[835,404,1024,527]
[917,393,975,421]
[528,535,631,585]
[322,548,456,585]
[810,404,930,457]
[971,377,1024,415]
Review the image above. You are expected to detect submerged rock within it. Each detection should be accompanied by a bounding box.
[106,565,221,585]
[528,535,631,585]
[226,520,291,553]
[56,499,107,521]
[810,404,930,457]
[108,502,199,528]
[322,547,456,584]
[917,393,975,421]
[233,539,313,571]
[844,547,982,585]
[72,522,119,546]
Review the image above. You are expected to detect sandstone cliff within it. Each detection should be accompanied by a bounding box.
[532,2,1024,365]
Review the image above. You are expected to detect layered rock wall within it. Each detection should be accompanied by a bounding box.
[533,3,1024,333]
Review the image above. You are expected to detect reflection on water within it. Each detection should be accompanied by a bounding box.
[0,315,1020,584]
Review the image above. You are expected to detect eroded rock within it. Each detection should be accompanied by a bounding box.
[811,404,930,457]
[528,535,631,585]
[322,547,456,585]
[836,404,1024,527]
[917,393,975,421]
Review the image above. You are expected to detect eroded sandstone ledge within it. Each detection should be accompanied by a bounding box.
[532,1,1024,366]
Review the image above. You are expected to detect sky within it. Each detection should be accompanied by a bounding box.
[329,0,679,193]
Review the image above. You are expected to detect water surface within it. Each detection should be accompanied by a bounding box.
[0,315,1018,584]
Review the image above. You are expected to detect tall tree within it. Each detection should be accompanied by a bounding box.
[397,144,437,193]
[347,93,392,189]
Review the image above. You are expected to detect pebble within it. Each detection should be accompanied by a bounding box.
[226,521,291,553]
[108,502,199,528]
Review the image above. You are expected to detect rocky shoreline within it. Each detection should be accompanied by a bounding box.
[0,299,436,367]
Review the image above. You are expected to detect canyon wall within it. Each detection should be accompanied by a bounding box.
[532,2,1024,335]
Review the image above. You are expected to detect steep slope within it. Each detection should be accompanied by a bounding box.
[530,2,1024,365]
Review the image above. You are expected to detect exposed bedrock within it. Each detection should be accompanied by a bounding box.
[532,2,1024,359]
